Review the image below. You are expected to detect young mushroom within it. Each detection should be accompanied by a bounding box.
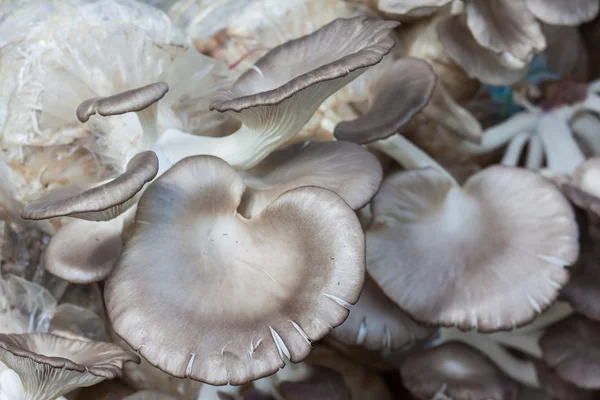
[238,140,383,218]
[0,331,139,400]
[365,134,579,331]
[159,16,399,169]
[105,155,366,385]
[400,341,519,400]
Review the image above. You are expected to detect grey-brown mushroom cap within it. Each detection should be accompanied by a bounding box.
[278,365,351,400]
[526,0,600,26]
[377,0,451,16]
[437,15,528,86]
[540,315,600,389]
[123,391,180,400]
[43,218,123,284]
[400,341,519,400]
[238,140,383,218]
[331,275,434,352]
[0,332,139,377]
[534,360,596,400]
[334,58,437,144]
[562,183,600,217]
[76,82,169,122]
[366,166,578,331]
[465,0,546,60]
[21,151,158,221]
[209,16,399,112]
[105,155,366,385]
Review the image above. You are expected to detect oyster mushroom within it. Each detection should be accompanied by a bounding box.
[159,16,399,169]
[105,155,365,385]
[238,140,383,218]
[400,341,519,400]
[366,134,579,330]
[534,360,597,400]
[0,331,139,400]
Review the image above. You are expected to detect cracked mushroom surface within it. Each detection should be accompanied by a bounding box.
[159,16,399,169]
[105,155,365,385]
[0,331,139,400]
[21,151,158,221]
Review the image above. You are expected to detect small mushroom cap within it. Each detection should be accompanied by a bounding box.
[43,218,123,284]
[401,341,519,400]
[541,315,600,389]
[21,151,158,221]
[50,303,109,342]
[377,0,452,17]
[210,16,399,112]
[76,82,169,123]
[465,0,545,61]
[105,155,365,385]
[367,166,578,331]
[562,158,600,216]
[0,332,139,400]
[332,275,434,352]
[437,15,528,86]
[526,0,600,26]
[277,365,351,400]
[534,360,596,400]
[239,140,383,218]
[334,58,437,144]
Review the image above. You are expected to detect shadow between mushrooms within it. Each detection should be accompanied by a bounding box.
[0,331,139,400]
[105,155,366,385]
[159,16,399,169]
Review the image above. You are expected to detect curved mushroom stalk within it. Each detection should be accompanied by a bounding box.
[105,155,366,385]
[21,151,158,221]
[238,140,383,218]
[159,16,399,170]
[331,275,434,353]
[366,134,579,331]
[0,332,139,400]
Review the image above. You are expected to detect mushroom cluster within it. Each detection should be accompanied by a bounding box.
[2,0,600,399]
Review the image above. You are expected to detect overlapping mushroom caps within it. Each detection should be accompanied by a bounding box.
[400,341,519,400]
[365,134,579,330]
[0,331,139,400]
[105,155,366,384]
[158,16,399,169]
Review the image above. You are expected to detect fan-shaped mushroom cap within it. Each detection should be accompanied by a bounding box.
[76,82,169,123]
[159,16,399,169]
[332,275,433,352]
[50,303,108,342]
[43,218,123,284]
[527,0,600,26]
[238,141,382,218]
[367,166,579,330]
[0,331,139,400]
[465,0,545,61]
[334,58,437,144]
[540,315,600,389]
[377,0,452,17]
[401,341,519,400]
[534,360,596,400]
[21,151,158,221]
[105,155,365,385]
[437,15,528,86]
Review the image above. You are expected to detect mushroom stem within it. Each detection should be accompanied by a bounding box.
[320,108,357,134]
[136,103,160,154]
[369,134,459,186]
[515,302,573,335]
[501,132,530,166]
[571,114,600,155]
[525,134,544,169]
[538,114,585,176]
[438,328,539,387]
[458,112,537,154]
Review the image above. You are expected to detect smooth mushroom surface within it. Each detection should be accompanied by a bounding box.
[43,218,124,284]
[76,82,169,123]
[540,315,600,389]
[123,391,180,400]
[0,331,140,400]
[333,57,437,144]
[526,0,600,25]
[534,360,597,400]
[21,151,158,221]
[105,155,365,385]
[331,275,434,352]
[377,0,452,17]
[400,341,519,400]
[366,165,579,330]
[238,140,383,218]
[159,16,399,169]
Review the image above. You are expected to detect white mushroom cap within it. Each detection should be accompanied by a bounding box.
[366,165,579,330]
[526,0,600,26]
[0,331,139,400]
[105,155,365,385]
